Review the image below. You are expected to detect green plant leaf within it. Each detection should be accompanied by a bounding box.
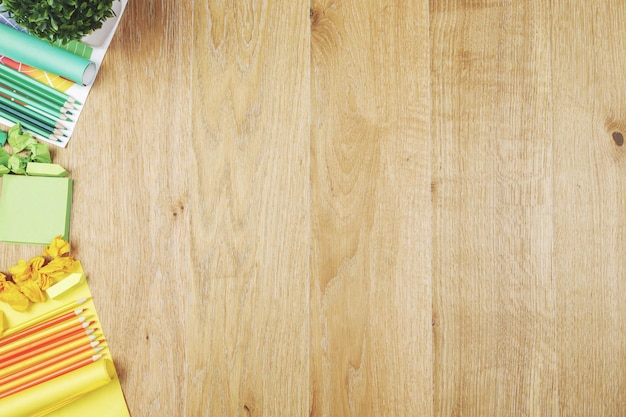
[3,0,114,43]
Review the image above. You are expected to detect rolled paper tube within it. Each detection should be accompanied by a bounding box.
[0,359,115,417]
[0,25,96,85]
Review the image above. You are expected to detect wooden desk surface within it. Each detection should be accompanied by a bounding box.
[1,1,625,415]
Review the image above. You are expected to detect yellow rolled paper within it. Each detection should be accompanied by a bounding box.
[0,359,114,417]
[0,25,96,85]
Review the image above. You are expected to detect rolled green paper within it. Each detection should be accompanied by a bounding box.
[0,25,96,85]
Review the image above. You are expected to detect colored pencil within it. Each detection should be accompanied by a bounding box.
[0,353,103,398]
[0,328,97,372]
[1,298,90,339]
[0,63,79,106]
[0,339,102,383]
[0,93,68,129]
[0,316,89,356]
[0,76,74,113]
[0,71,68,109]
[0,354,103,399]
[0,87,74,123]
[0,107,64,142]
[0,102,65,134]
[0,308,85,348]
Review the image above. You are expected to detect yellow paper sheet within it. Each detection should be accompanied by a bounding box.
[0,268,130,417]
[0,360,114,417]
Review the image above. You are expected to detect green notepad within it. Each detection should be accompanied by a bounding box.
[0,175,72,245]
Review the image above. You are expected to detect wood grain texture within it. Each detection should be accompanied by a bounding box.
[186,1,310,416]
[1,1,625,416]
[551,2,626,415]
[67,0,194,414]
[430,1,556,415]
[310,0,432,416]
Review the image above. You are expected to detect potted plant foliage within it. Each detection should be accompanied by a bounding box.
[0,0,116,44]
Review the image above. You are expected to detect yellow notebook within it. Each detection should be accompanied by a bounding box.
[0,265,130,417]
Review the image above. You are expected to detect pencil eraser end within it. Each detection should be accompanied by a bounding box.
[46,271,86,299]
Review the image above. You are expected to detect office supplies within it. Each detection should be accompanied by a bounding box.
[0,63,75,107]
[0,359,117,417]
[0,334,98,379]
[0,175,73,245]
[0,107,63,143]
[0,350,102,397]
[0,0,128,147]
[0,328,97,374]
[0,260,130,416]
[0,82,74,121]
[46,272,85,298]
[0,342,103,385]
[26,162,69,177]
[1,297,89,338]
[0,307,84,346]
[0,93,67,128]
[0,317,90,358]
[0,102,65,137]
[0,25,96,85]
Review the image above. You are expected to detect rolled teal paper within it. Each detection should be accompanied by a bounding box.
[0,24,96,85]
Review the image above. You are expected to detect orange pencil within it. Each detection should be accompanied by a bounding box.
[0,354,103,399]
[0,308,86,347]
[0,342,104,385]
[0,297,90,339]
[0,323,95,367]
[0,332,97,378]
[0,316,89,355]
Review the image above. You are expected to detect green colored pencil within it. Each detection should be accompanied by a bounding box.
[0,83,74,121]
[0,63,78,104]
[0,70,68,109]
[0,110,63,143]
[0,85,72,122]
[0,102,66,137]
[0,94,66,130]
[0,64,80,106]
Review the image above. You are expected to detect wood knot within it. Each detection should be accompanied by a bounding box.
[310,2,340,60]
[171,200,185,218]
[612,131,624,146]
[309,7,322,27]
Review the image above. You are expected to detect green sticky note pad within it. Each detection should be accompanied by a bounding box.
[0,175,72,245]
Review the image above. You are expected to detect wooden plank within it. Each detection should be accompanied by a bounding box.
[310,1,432,416]
[550,2,626,415]
[185,1,310,416]
[65,1,194,415]
[430,1,556,415]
